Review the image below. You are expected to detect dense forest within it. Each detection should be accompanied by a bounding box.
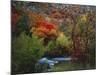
[11,1,96,74]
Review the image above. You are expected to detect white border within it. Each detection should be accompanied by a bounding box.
[14,0,96,5]
[0,0,10,75]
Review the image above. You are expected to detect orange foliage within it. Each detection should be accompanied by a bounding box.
[27,11,45,27]
[26,11,58,39]
[31,21,58,38]
[27,10,58,38]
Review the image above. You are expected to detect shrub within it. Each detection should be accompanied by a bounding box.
[12,32,47,74]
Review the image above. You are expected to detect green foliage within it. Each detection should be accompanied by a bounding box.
[56,33,72,48]
[12,32,47,73]
[15,14,30,35]
[46,40,56,51]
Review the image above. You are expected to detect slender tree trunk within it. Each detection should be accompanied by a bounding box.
[71,16,81,60]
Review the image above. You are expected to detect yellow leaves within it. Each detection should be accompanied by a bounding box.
[80,14,88,23]
[58,32,65,37]
[56,32,70,47]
